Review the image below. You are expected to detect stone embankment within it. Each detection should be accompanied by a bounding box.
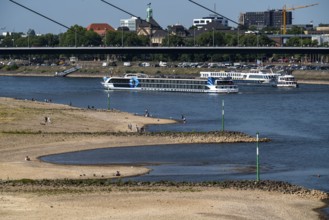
[58,131,268,144]
[139,131,269,144]
[0,179,327,200]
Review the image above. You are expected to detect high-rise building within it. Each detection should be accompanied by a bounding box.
[239,10,292,29]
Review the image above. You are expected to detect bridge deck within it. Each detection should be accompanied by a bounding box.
[1,46,328,55]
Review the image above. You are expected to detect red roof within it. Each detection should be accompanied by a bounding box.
[86,23,115,36]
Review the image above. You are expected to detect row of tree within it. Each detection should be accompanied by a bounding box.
[0,25,325,63]
[1,25,324,48]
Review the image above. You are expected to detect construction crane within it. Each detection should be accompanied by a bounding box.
[282,3,319,35]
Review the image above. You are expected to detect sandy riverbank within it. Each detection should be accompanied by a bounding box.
[0,186,327,220]
[0,97,328,219]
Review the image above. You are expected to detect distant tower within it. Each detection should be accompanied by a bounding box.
[146,3,153,22]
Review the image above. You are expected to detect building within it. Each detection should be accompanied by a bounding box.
[305,25,329,35]
[193,15,228,29]
[312,34,329,45]
[86,23,115,36]
[135,3,167,46]
[167,24,189,37]
[239,10,292,29]
[316,24,329,32]
[119,4,166,45]
[136,16,162,36]
[120,17,138,31]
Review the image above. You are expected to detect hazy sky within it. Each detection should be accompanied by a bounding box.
[1,0,328,34]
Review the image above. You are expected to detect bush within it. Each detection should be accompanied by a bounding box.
[5,64,19,71]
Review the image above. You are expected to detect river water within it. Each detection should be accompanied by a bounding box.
[1,76,328,192]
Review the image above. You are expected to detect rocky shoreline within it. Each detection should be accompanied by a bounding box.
[1,179,327,200]
[2,130,269,143]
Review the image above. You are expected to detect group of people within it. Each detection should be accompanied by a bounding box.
[87,105,96,110]
[145,109,187,123]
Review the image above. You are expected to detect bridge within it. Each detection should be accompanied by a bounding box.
[1,46,328,55]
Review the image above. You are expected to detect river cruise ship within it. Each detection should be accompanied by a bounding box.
[102,73,239,93]
[200,69,280,84]
[273,74,299,88]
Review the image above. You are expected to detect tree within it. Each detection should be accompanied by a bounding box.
[1,33,21,47]
[258,34,275,46]
[239,34,257,46]
[59,25,101,47]
[124,32,148,46]
[286,26,304,35]
[42,33,59,47]
[285,37,303,47]
[162,35,185,47]
[261,26,280,34]
[104,31,148,47]
[196,31,225,46]
[85,30,102,47]
[302,38,318,47]
[223,33,237,46]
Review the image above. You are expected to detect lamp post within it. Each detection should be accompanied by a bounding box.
[121,27,124,47]
[27,30,30,47]
[75,27,77,47]
[107,90,110,110]
[221,99,224,131]
[300,28,303,47]
[27,30,30,65]
[104,28,107,47]
[256,132,260,182]
[212,28,215,47]
[194,27,196,46]
[237,27,240,46]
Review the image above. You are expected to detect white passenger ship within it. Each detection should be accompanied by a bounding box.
[102,73,239,93]
[273,74,299,88]
[200,69,280,84]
